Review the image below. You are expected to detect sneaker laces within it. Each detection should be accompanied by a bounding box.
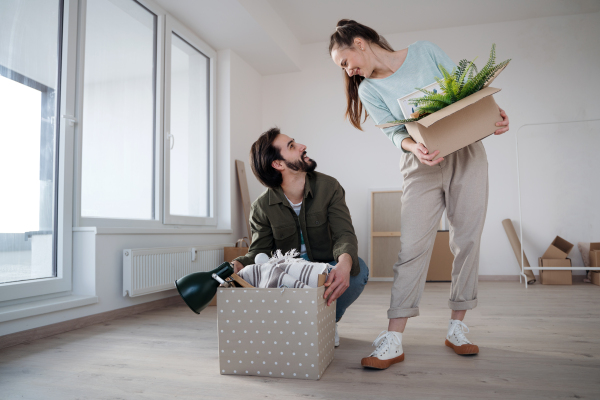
[370,330,401,356]
[447,320,472,345]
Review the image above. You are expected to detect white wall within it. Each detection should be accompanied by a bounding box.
[228,50,266,223]
[0,49,263,336]
[261,12,600,276]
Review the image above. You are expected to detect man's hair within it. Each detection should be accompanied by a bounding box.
[250,127,283,188]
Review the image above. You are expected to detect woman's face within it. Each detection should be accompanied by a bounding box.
[331,42,372,79]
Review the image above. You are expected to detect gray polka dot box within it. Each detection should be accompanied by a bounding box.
[217,284,336,380]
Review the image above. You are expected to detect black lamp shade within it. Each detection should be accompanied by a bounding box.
[175,262,234,314]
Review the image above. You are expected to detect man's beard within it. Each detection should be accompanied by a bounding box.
[284,152,317,173]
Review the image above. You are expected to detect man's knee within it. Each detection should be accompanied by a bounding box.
[356,257,369,285]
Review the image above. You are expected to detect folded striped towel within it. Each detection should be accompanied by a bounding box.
[237,249,329,288]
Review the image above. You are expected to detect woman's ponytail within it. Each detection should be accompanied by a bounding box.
[329,20,393,131]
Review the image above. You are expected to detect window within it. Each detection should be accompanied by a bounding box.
[166,33,213,222]
[0,0,76,302]
[80,0,157,220]
[0,0,221,308]
[163,16,216,226]
[0,0,61,286]
[77,2,217,228]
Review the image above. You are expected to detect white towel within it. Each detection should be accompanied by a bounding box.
[238,249,329,288]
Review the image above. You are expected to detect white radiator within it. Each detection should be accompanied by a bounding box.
[123,244,232,297]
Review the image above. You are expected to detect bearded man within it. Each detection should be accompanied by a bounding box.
[232,127,369,347]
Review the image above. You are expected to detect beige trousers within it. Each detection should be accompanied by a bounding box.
[388,141,489,319]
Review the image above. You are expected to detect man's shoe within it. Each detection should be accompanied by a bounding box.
[361,331,404,369]
[445,319,479,355]
[335,323,340,347]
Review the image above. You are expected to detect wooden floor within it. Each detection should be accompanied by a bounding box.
[1,281,600,400]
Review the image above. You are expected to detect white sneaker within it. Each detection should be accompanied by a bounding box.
[361,330,405,369]
[334,323,340,347]
[445,319,479,355]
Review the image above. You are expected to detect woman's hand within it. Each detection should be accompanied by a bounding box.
[495,107,509,135]
[402,138,443,166]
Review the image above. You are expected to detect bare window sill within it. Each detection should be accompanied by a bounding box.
[0,295,98,323]
[73,227,233,235]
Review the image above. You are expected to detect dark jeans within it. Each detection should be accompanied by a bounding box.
[300,254,369,321]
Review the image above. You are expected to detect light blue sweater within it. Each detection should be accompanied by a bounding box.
[358,41,456,153]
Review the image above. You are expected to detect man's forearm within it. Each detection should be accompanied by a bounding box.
[233,254,257,268]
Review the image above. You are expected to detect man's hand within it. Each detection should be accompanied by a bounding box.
[494,107,510,135]
[323,253,352,306]
[231,260,244,273]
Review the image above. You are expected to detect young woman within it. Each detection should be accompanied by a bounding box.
[329,20,509,369]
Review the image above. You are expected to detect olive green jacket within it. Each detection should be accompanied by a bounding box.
[234,171,360,276]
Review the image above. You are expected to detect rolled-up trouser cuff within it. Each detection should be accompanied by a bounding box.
[448,299,477,311]
[387,307,420,319]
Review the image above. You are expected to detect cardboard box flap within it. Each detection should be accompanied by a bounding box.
[552,236,574,254]
[317,274,326,287]
[416,87,502,128]
[541,236,573,259]
[589,243,600,251]
[230,273,253,288]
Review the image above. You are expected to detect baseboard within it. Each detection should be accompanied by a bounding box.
[478,275,522,281]
[0,295,185,350]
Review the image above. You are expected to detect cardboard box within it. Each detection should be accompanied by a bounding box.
[538,258,572,285]
[589,243,600,268]
[224,239,249,262]
[591,271,600,286]
[541,236,574,259]
[217,283,335,380]
[427,231,453,282]
[376,86,503,159]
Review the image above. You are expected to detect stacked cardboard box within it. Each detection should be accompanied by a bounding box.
[589,243,600,286]
[217,279,335,380]
[538,236,574,285]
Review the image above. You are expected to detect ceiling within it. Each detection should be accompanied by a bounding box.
[153,0,600,75]
[267,0,600,45]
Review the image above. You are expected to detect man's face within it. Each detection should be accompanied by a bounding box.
[272,133,317,173]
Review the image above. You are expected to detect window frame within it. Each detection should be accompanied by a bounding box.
[0,0,76,302]
[74,0,166,229]
[162,15,217,226]
[73,0,218,229]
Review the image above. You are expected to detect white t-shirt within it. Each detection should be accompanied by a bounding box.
[285,195,306,255]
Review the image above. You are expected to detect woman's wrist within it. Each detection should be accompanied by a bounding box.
[401,137,416,153]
